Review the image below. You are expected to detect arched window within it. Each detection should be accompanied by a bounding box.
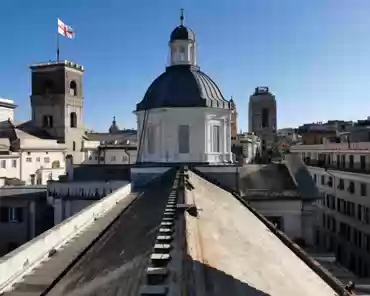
[179,46,186,61]
[70,112,77,128]
[52,160,60,169]
[69,81,77,96]
[42,115,53,128]
[45,80,53,94]
[72,141,76,151]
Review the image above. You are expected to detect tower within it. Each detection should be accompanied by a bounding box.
[230,97,238,138]
[30,60,85,163]
[249,87,277,152]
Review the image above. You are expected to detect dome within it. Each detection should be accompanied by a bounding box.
[170,25,195,42]
[136,65,231,111]
[108,116,120,134]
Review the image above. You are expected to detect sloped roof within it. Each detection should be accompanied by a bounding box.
[87,130,137,144]
[0,120,65,151]
[16,121,55,139]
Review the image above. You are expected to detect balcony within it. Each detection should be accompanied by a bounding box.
[304,158,370,175]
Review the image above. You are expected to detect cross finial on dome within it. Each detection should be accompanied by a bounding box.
[180,8,184,26]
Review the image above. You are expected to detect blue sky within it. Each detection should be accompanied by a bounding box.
[0,0,369,132]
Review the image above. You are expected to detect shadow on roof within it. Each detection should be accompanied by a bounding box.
[185,256,271,296]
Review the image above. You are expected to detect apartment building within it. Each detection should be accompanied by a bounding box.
[291,142,370,276]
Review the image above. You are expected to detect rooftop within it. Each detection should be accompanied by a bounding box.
[185,171,341,295]
[0,168,353,296]
[30,60,84,72]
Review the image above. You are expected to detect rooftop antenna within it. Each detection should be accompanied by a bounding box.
[180,8,184,26]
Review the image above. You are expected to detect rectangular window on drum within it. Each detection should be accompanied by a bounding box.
[147,126,155,154]
[212,125,220,153]
[178,125,190,154]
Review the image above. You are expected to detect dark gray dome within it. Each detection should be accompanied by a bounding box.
[136,65,231,111]
[170,25,195,42]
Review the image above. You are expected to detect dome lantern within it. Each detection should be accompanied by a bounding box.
[169,9,196,66]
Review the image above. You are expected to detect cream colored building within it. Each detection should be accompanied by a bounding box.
[291,142,370,277]
[0,120,66,185]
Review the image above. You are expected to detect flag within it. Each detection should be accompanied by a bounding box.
[58,18,75,39]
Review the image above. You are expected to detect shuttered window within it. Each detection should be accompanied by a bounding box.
[0,207,23,223]
[147,126,155,154]
[178,125,190,154]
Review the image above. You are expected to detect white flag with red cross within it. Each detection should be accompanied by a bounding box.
[58,18,75,39]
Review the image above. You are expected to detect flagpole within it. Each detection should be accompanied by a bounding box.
[57,32,60,62]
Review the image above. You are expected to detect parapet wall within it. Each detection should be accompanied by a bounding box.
[0,183,132,293]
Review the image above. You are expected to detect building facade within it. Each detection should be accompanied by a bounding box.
[291,142,370,276]
[248,87,277,153]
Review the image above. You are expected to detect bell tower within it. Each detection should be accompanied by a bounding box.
[30,60,85,163]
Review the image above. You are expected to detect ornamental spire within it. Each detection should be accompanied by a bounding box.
[180,8,184,26]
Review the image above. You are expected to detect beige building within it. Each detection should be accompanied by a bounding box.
[291,142,370,276]
[248,87,277,153]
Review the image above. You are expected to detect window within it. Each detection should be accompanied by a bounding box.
[361,183,367,197]
[42,115,53,128]
[69,81,77,96]
[36,157,40,162]
[341,155,345,168]
[0,207,23,223]
[313,174,317,183]
[349,155,354,169]
[70,112,77,128]
[179,46,186,61]
[321,175,325,185]
[99,156,104,161]
[336,155,340,168]
[327,176,333,187]
[147,125,155,154]
[122,155,128,162]
[361,155,366,170]
[358,204,363,221]
[0,160,5,169]
[262,108,269,128]
[211,125,220,153]
[44,80,53,94]
[44,157,50,163]
[348,181,355,194]
[111,156,116,161]
[52,160,60,168]
[338,179,344,190]
[12,159,16,168]
[26,157,32,163]
[73,141,76,151]
[178,125,190,154]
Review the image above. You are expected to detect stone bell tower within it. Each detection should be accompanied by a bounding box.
[30,60,85,163]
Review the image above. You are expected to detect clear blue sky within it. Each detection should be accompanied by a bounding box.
[0,0,369,132]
